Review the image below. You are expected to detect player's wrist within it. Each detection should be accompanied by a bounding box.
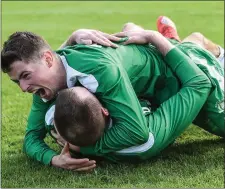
[146,30,174,56]
[51,155,60,167]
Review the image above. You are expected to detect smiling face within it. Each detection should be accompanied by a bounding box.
[8,51,67,100]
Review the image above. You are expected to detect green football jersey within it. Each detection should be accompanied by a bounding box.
[175,42,224,137]
[24,43,212,165]
[78,47,211,162]
[25,43,165,165]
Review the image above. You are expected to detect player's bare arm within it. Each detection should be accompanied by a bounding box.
[59,29,121,49]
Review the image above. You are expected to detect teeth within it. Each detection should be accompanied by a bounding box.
[31,89,41,95]
[32,90,39,94]
[30,89,38,94]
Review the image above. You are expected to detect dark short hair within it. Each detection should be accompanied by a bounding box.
[1,31,51,73]
[54,87,106,147]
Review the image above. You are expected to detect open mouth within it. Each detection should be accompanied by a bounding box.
[35,88,46,98]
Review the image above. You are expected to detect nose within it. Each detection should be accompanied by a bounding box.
[19,80,29,92]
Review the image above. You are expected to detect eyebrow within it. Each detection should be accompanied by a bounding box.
[10,71,26,84]
[18,71,26,80]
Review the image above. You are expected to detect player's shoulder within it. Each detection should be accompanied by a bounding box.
[57,44,106,54]
[58,44,112,62]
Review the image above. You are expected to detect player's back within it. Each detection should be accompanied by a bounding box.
[59,43,180,107]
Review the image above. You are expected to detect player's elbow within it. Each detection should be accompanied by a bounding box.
[23,134,30,153]
[188,73,212,91]
[129,120,150,145]
[197,75,212,89]
[136,129,149,145]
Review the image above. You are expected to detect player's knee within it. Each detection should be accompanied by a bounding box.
[190,32,204,41]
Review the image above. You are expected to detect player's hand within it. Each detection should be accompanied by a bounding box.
[68,143,80,152]
[67,29,121,48]
[50,129,81,152]
[50,129,66,147]
[114,30,173,55]
[51,143,96,172]
[113,30,156,45]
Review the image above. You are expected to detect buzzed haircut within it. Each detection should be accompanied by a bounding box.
[54,87,106,147]
[1,31,52,73]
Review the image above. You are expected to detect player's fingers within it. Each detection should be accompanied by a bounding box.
[50,130,60,139]
[99,34,120,48]
[66,158,91,165]
[94,32,113,45]
[61,142,70,155]
[93,32,118,48]
[112,32,127,37]
[75,164,96,172]
[90,34,112,47]
[67,160,96,169]
[79,39,93,45]
[68,143,80,152]
[101,39,119,48]
[101,32,121,42]
[99,31,122,44]
[123,36,136,45]
[78,160,96,167]
[56,140,65,147]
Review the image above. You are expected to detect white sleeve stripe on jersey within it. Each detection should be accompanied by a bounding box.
[115,132,154,154]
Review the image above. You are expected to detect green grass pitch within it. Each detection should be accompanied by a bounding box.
[1,1,224,188]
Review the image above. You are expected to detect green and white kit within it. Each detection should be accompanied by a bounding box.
[24,41,221,164]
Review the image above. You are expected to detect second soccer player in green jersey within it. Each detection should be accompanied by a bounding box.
[52,31,212,162]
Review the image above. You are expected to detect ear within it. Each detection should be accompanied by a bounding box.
[101,107,109,116]
[43,50,54,68]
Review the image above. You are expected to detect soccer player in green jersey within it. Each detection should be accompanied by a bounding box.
[43,28,218,163]
[114,17,224,138]
[47,20,224,162]
[51,28,212,162]
[1,29,122,171]
[155,16,224,137]
[54,19,223,139]
[1,22,220,170]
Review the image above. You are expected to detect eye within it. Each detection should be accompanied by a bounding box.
[23,73,30,79]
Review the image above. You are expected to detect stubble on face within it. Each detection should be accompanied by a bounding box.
[7,54,67,100]
[53,55,68,92]
[39,54,68,100]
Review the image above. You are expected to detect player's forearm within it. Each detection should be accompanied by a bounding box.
[165,47,212,87]
[145,31,210,86]
[144,48,212,155]
[145,31,174,56]
[24,95,58,165]
[23,130,58,165]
